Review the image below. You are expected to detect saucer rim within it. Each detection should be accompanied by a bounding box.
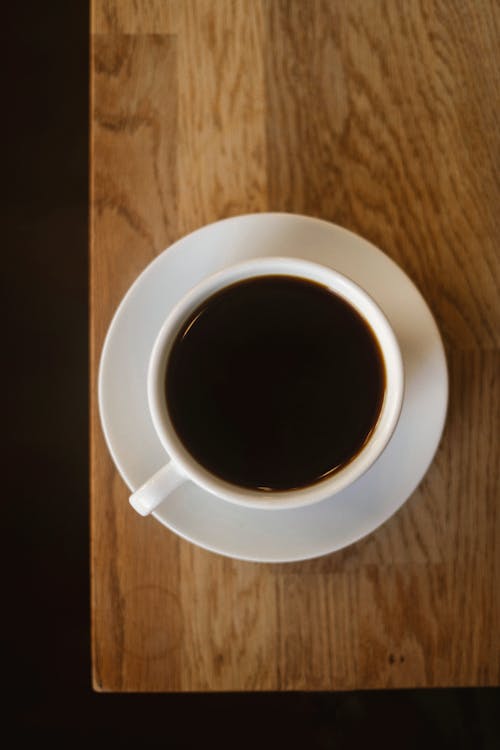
[98,212,449,563]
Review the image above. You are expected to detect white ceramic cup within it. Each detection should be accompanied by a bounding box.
[130,257,404,515]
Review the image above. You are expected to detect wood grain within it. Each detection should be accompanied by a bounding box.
[91,0,500,691]
[265,0,500,350]
[91,31,183,691]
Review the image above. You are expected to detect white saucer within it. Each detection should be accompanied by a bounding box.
[99,213,448,563]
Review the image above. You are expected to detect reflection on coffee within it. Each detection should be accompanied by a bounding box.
[166,276,385,491]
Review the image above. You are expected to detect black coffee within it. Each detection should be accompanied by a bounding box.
[166,276,385,491]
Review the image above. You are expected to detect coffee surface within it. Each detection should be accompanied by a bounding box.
[166,276,385,491]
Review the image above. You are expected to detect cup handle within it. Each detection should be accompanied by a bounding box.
[129,462,186,516]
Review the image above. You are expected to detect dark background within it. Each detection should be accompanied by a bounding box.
[4,1,498,745]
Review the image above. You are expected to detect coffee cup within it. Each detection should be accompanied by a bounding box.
[130,257,404,515]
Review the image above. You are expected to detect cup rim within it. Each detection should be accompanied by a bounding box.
[147,257,404,510]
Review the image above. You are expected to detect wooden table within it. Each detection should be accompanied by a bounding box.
[90,0,500,691]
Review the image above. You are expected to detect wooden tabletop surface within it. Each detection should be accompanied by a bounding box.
[90,0,500,691]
